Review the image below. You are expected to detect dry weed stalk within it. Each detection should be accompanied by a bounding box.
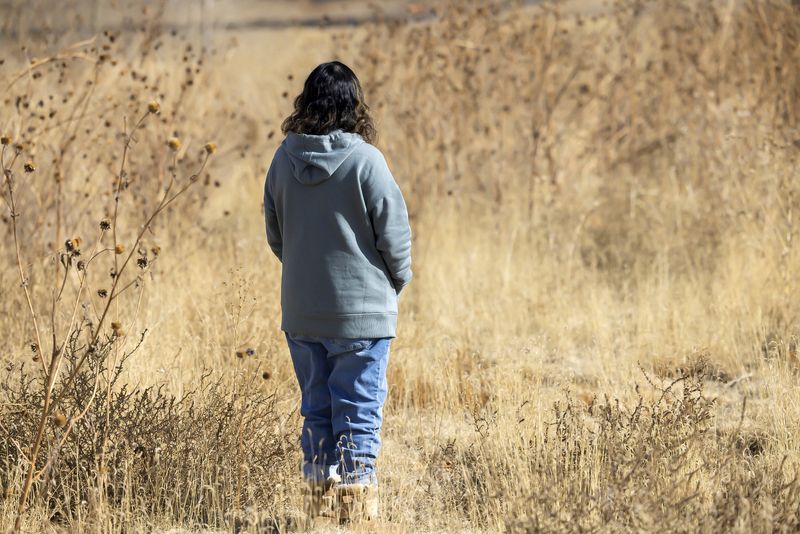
[1,6,263,526]
[2,0,800,531]
[1,102,212,530]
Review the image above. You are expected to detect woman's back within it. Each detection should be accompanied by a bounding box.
[264,129,411,338]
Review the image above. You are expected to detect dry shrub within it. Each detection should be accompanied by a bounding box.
[425,374,799,532]
[0,326,294,530]
[0,6,274,530]
[652,349,734,383]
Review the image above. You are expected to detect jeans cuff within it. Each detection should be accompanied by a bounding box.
[303,462,340,483]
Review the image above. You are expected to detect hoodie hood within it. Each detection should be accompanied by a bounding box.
[283,130,365,185]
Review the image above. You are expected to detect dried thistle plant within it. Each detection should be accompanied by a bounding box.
[2,0,800,532]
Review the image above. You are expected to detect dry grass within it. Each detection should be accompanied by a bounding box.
[1,0,800,532]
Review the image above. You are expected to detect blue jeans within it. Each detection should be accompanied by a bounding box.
[285,332,391,485]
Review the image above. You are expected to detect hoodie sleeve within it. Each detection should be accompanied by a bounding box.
[363,151,413,294]
[264,160,283,262]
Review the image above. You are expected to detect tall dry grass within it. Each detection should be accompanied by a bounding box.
[1,0,799,532]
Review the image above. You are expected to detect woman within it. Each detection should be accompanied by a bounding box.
[263,61,412,523]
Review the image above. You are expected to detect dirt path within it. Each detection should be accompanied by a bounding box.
[2,0,611,43]
[2,0,559,40]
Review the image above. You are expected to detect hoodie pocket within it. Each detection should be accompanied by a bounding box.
[359,263,396,313]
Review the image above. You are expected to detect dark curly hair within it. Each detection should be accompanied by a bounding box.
[281,61,376,144]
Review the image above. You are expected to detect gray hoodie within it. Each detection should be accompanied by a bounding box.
[264,130,412,339]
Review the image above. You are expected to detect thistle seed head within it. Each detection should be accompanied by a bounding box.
[65,237,82,252]
[111,321,124,337]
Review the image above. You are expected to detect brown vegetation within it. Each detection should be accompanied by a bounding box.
[1,0,799,531]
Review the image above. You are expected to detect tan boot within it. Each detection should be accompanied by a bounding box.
[304,476,339,523]
[336,484,379,523]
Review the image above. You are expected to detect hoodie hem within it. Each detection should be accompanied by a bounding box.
[281,312,398,339]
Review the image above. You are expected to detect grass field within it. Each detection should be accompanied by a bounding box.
[1,0,800,532]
